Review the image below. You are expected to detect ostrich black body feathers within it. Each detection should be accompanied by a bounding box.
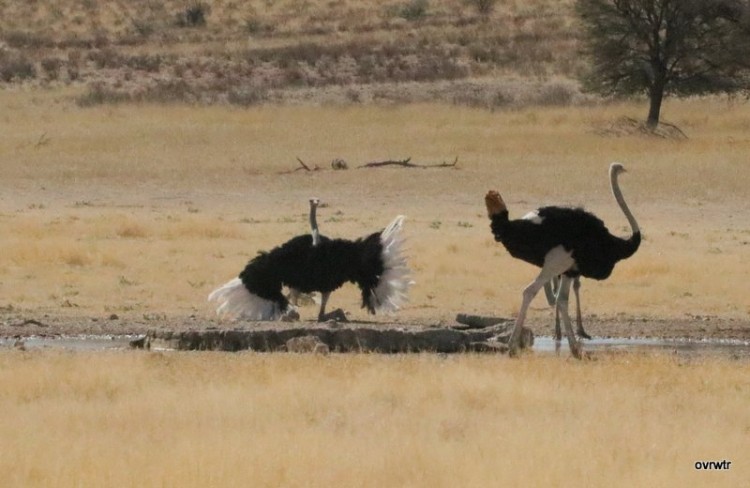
[490,206,641,280]
[240,232,386,314]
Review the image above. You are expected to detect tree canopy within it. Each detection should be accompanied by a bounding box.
[576,0,750,127]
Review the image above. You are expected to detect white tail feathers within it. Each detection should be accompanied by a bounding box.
[369,215,414,314]
[208,277,285,320]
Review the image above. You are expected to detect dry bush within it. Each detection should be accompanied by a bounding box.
[466,0,497,17]
[0,51,36,82]
[0,0,584,109]
[176,1,211,28]
[398,0,431,21]
[2,29,54,49]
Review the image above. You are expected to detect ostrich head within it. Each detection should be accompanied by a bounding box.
[309,197,320,209]
[610,162,626,177]
[485,190,507,218]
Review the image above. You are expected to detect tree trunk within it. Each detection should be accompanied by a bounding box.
[646,80,665,129]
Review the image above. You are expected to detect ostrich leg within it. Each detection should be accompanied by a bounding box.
[507,246,574,357]
[545,276,564,353]
[549,276,590,342]
[555,275,582,359]
[543,279,558,307]
[317,292,348,322]
[571,278,591,339]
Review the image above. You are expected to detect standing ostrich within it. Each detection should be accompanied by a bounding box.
[208,200,412,322]
[485,162,640,358]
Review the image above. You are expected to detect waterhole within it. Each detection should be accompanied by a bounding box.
[2,334,749,360]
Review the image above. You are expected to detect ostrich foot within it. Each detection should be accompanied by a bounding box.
[484,190,507,217]
[280,309,300,322]
[506,326,525,358]
[569,341,583,360]
[319,308,348,323]
[577,328,592,340]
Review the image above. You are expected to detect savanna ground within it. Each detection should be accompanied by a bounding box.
[1,91,748,338]
[1,0,749,486]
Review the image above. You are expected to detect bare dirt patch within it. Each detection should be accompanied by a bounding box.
[2,312,748,343]
[1,99,748,349]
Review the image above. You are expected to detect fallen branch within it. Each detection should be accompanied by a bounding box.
[278,157,321,174]
[359,157,414,168]
[283,156,459,174]
[358,156,458,169]
[9,319,49,328]
[295,157,313,171]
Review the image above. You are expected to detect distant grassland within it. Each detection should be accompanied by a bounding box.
[0,90,748,321]
[1,0,582,106]
[0,351,747,487]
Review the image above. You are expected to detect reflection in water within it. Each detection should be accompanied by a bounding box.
[2,335,749,360]
[534,336,750,360]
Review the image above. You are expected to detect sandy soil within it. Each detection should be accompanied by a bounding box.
[2,101,748,346]
[1,175,748,344]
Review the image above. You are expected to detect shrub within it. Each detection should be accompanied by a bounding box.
[3,30,53,49]
[245,17,275,36]
[76,83,131,106]
[41,57,64,80]
[87,48,123,69]
[399,0,429,21]
[0,52,36,82]
[536,80,578,106]
[227,87,268,106]
[467,0,497,17]
[131,19,156,37]
[177,2,211,27]
[127,54,164,73]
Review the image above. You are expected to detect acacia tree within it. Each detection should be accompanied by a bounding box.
[576,0,750,128]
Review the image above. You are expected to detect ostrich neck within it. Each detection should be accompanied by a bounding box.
[309,204,320,246]
[611,171,640,236]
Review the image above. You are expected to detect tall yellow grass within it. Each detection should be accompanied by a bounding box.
[0,351,747,487]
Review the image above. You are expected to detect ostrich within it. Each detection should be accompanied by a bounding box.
[544,276,591,342]
[208,200,412,322]
[485,162,640,358]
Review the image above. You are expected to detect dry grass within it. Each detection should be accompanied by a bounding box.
[1,90,748,321]
[0,350,747,487]
[1,0,581,105]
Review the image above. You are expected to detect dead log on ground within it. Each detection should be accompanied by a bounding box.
[149,322,533,353]
[9,319,49,328]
